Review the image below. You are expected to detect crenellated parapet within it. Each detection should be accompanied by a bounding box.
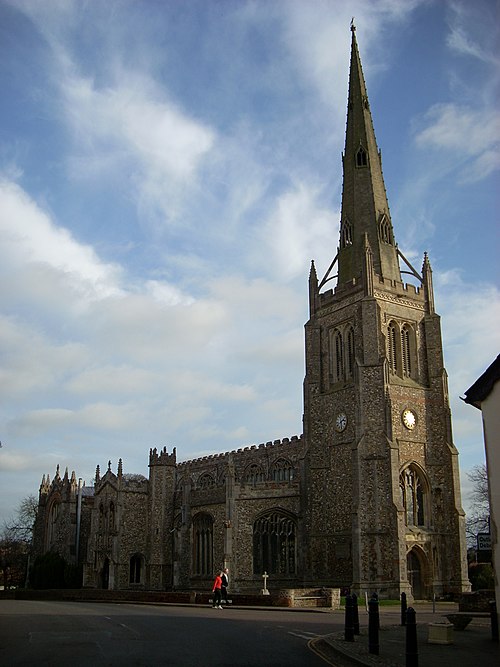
[149,445,177,466]
[177,434,303,468]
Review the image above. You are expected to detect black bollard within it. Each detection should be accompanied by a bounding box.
[401,591,407,626]
[405,606,418,667]
[344,594,355,642]
[352,593,360,635]
[490,599,499,643]
[368,594,379,655]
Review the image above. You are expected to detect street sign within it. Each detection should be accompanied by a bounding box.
[477,533,492,551]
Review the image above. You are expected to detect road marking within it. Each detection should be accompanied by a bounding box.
[287,631,319,640]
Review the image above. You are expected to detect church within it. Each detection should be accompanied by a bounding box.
[32,26,471,600]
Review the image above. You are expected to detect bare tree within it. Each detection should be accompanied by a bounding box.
[465,464,490,549]
[1,494,38,588]
[8,494,39,541]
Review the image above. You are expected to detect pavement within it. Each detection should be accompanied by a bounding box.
[309,603,499,666]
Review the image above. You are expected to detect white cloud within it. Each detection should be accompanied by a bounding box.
[0,448,33,472]
[282,0,424,112]
[446,1,500,66]
[0,179,123,300]
[436,272,500,500]
[63,74,215,181]
[258,184,338,281]
[414,103,500,182]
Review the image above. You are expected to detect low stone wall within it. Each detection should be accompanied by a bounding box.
[4,587,340,609]
[279,588,340,609]
[4,588,290,608]
[10,589,196,605]
[458,590,495,612]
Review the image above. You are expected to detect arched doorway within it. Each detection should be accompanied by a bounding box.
[407,550,424,599]
[101,558,110,589]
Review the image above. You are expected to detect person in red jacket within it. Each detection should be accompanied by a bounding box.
[212,571,223,609]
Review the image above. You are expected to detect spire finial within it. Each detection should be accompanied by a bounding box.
[350,17,356,32]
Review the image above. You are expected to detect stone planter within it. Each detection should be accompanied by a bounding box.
[428,623,454,645]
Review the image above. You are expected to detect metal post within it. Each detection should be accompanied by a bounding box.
[490,599,499,643]
[76,478,83,565]
[401,591,407,626]
[368,594,379,655]
[405,607,418,667]
[344,594,355,642]
[352,593,360,635]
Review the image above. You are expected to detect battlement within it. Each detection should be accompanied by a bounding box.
[149,445,177,467]
[375,274,423,297]
[177,434,303,467]
[318,273,424,310]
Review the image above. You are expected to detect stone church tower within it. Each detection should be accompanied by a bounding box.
[303,25,470,598]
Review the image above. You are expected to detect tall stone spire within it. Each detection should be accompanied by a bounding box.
[338,24,401,285]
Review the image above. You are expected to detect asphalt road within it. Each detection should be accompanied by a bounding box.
[0,600,341,666]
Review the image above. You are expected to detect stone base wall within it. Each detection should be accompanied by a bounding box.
[458,590,495,611]
[279,588,341,609]
[6,587,341,609]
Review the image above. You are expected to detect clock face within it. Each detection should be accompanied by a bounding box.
[335,413,347,432]
[402,409,416,430]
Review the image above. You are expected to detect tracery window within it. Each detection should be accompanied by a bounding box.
[340,219,353,248]
[192,512,213,576]
[387,320,416,380]
[129,553,143,584]
[198,473,215,490]
[245,464,265,486]
[109,502,115,531]
[356,146,368,167]
[331,325,355,384]
[271,458,294,482]
[401,325,412,377]
[388,321,398,374]
[346,327,355,378]
[253,511,297,575]
[378,214,393,244]
[400,466,426,527]
[46,500,60,550]
[334,330,344,381]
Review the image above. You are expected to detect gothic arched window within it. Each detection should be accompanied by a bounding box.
[109,502,115,531]
[340,219,353,248]
[356,146,368,167]
[334,330,344,382]
[192,513,213,576]
[387,320,417,380]
[388,321,398,374]
[400,466,427,527]
[129,553,143,584]
[346,327,355,378]
[245,464,265,486]
[378,214,393,244]
[253,511,297,575]
[198,473,215,490]
[46,500,60,550]
[401,325,412,377]
[331,326,355,384]
[271,458,294,482]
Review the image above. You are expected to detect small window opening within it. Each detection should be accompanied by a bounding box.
[356,146,367,167]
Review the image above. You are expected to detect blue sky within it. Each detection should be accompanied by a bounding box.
[0,0,498,527]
